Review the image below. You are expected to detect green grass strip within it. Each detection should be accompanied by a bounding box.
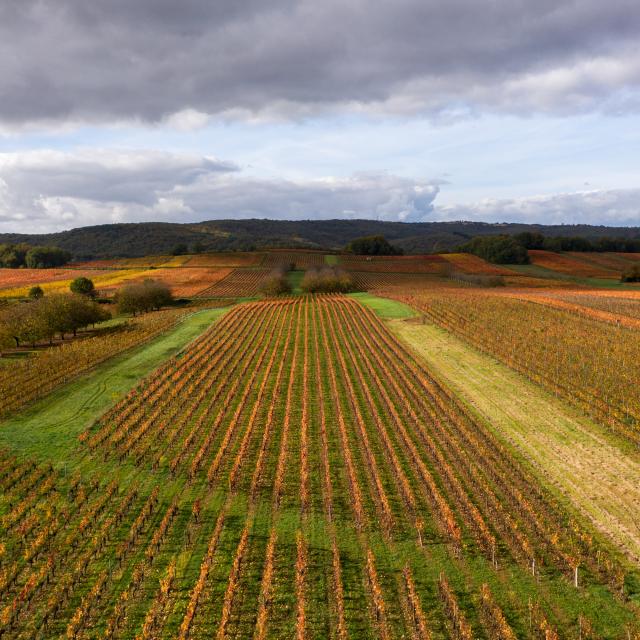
[0,307,230,465]
[348,292,417,319]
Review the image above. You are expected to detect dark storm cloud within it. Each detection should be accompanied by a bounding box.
[1,0,639,126]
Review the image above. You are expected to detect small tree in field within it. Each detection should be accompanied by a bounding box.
[70,277,97,298]
[29,286,44,299]
[115,280,173,315]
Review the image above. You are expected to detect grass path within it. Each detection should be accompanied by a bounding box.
[0,307,229,465]
[347,292,416,318]
[390,316,640,565]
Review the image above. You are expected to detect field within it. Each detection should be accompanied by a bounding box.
[0,264,236,299]
[349,272,442,290]
[392,288,640,443]
[339,254,448,273]
[2,249,640,638]
[0,307,193,418]
[262,251,327,269]
[0,267,113,297]
[96,267,234,298]
[524,251,640,280]
[0,295,638,639]
[194,269,273,298]
[183,253,265,268]
[517,289,640,321]
[391,318,640,564]
[438,253,515,276]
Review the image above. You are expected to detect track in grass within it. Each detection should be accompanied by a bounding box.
[1,296,637,638]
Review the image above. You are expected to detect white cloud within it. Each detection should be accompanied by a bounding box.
[434,188,640,226]
[2,148,638,234]
[163,109,211,131]
[0,149,441,232]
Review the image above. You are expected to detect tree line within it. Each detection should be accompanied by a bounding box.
[457,232,640,265]
[0,278,174,352]
[0,294,111,349]
[0,243,72,269]
[512,232,640,253]
[345,235,403,255]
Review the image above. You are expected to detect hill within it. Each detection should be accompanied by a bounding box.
[1,219,639,259]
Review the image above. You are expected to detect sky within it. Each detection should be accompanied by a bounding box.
[0,1,639,233]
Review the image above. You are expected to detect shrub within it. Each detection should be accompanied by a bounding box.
[29,286,44,299]
[301,267,356,293]
[70,277,97,297]
[621,265,640,283]
[259,268,292,297]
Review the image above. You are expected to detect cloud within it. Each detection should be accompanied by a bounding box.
[0,1,639,127]
[434,189,640,226]
[0,149,441,232]
[1,148,637,232]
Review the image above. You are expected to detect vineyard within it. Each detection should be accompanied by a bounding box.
[437,253,515,276]
[194,269,273,298]
[261,251,327,269]
[0,295,636,638]
[393,289,640,444]
[516,289,640,322]
[182,253,265,268]
[0,307,191,419]
[349,272,440,290]
[527,251,621,279]
[97,267,234,298]
[564,252,640,274]
[338,254,448,273]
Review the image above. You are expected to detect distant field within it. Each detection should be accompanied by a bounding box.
[349,271,441,289]
[527,249,640,279]
[339,254,448,273]
[94,266,234,297]
[183,253,265,268]
[194,268,272,298]
[0,267,112,296]
[7,248,638,299]
[262,250,327,269]
[439,252,516,275]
